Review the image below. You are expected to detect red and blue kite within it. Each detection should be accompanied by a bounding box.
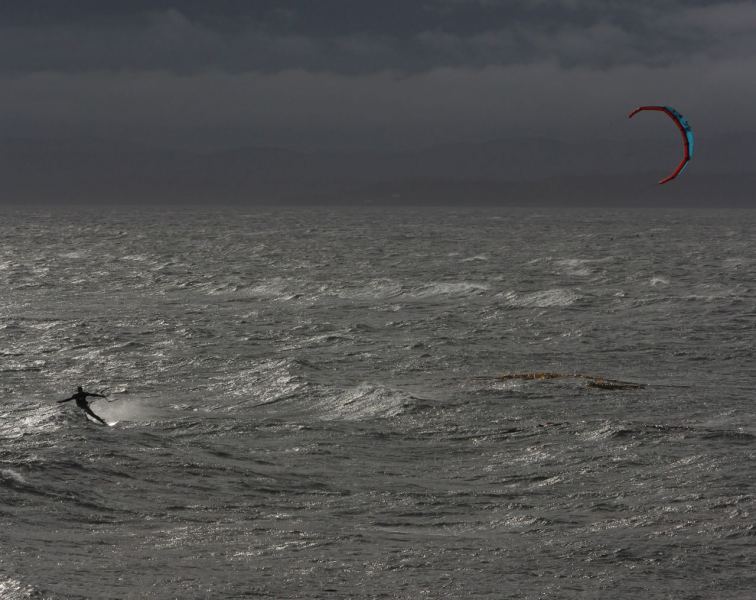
[628,106,694,184]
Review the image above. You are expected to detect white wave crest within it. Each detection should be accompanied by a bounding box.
[461,254,489,262]
[500,288,580,307]
[207,359,308,408]
[408,282,489,298]
[335,280,488,301]
[202,277,303,301]
[650,276,669,286]
[555,258,594,277]
[1,469,26,484]
[336,279,404,300]
[0,577,36,599]
[318,383,414,421]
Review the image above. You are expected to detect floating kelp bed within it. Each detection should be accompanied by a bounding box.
[496,372,645,390]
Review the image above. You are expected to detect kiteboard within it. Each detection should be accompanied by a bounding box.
[83,413,117,427]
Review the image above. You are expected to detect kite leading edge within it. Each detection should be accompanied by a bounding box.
[628,105,694,184]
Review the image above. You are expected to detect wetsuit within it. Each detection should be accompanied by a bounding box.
[58,390,107,425]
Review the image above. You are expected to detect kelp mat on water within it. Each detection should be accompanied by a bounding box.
[496,372,645,390]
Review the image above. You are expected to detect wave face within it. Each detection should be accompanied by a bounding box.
[1,207,755,599]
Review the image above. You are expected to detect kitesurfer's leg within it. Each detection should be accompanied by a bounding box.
[84,406,108,426]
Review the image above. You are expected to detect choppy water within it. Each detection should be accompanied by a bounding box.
[1,207,754,599]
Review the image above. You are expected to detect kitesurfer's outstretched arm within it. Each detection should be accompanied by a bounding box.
[58,396,74,403]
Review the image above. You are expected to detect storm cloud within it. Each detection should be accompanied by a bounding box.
[1,1,754,204]
[2,1,754,74]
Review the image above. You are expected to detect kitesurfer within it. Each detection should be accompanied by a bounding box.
[58,386,108,425]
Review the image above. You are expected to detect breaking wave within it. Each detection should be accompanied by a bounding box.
[316,383,419,421]
[499,288,581,307]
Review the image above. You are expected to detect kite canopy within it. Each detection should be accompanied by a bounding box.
[628,105,694,184]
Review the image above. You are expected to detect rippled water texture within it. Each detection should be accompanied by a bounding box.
[1,207,755,599]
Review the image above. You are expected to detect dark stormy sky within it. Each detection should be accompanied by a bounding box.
[1,1,755,203]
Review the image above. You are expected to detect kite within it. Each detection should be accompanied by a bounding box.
[628,106,694,184]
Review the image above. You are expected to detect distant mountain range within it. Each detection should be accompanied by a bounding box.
[1,134,753,206]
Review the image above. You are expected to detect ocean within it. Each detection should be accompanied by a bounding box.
[1,206,754,599]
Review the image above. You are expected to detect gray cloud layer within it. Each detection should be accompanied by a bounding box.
[2,1,754,74]
[0,1,754,155]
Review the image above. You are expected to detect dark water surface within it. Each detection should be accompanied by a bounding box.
[1,207,754,599]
